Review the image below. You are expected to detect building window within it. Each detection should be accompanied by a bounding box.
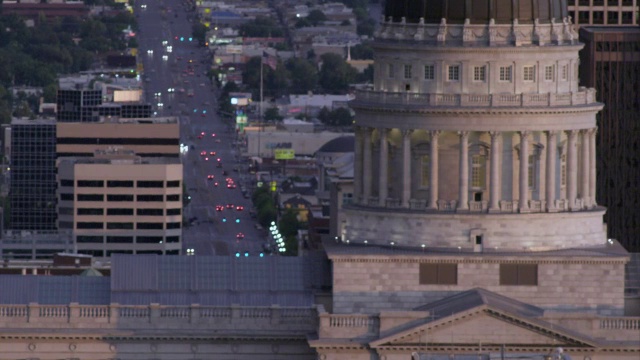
[341,193,353,206]
[107,180,134,188]
[106,222,134,230]
[78,194,104,202]
[107,194,134,202]
[137,208,164,216]
[561,154,567,187]
[137,194,164,202]
[523,65,535,81]
[424,65,435,80]
[473,66,486,82]
[60,179,74,187]
[166,180,180,187]
[578,11,590,23]
[419,263,458,285]
[471,155,486,189]
[167,222,181,229]
[60,193,74,201]
[137,222,164,230]
[107,208,134,216]
[137,181,164,188]
[621,11,634,23]
[388,63,394,78]
[499,66,512,81]
[167,208,181,216]
[544,65,554,81]
[77,236,103,243]
[404,64,412,79]
[77,208,104,216]
[77,222,103,229]
[166,236,180,243]
[607,11,619,24]
[137,236,163,243]
[448,65,460,81]
[500,264,538,285]
[107,236,133,243]
[561,64,568,80]
[593,11,604,24]
[420,155,430,188]
[528,155,536,189]
[77,180,104,187]
[166,194,180,201]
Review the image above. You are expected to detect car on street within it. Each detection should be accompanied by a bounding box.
[236,233,245,240]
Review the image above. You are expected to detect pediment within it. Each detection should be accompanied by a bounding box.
[371,308,597,349]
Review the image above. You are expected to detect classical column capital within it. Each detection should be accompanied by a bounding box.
[586,127,597,136]
[430,130,442,139]
[401,129,413,138]
[567,129,580,137]
[377,127,388,136]
[519,130,531,140]
[457,130,469,140]
[546,130,559,137]
[489,131,501,139]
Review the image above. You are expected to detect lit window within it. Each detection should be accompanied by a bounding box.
[448,65,460,81]
[499,66,512,81]
[424,65,435,80]
[388,63,394,78]
[421,155,430,188]
[523,66,535,81]
[544,65,554,81]
[471,155,486,189]
[473,66,486,82]
[404,64,412,79]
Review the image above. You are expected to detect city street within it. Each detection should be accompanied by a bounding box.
[136,0,267,256]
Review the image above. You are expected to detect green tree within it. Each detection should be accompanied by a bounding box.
[306,9,327,26]
[318,53,357,94]
[350,43,373,60]
[264,107,283,122]
[286,58,318,93]
[294,18,311,28]
[330,107,353,126]
[238,16,283,37]
[192,22,207,45]
[318,106,330,123]
[357,18,376,37]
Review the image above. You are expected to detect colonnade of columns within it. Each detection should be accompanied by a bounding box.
[355,127,598,213]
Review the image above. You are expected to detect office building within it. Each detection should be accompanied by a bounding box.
[57,150,183,257]
[568,0,638,26]
[56,89,151,123]
[578,26,640,252]
[8,119,57,231]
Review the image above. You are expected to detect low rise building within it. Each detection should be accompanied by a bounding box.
[57,150,183,258]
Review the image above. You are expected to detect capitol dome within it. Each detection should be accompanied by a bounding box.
[384,0,569,24]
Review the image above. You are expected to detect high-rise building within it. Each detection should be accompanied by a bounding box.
[56,89,151,123]
[8,119,57,231]
[57,150,183,257]
[578,26,640,252]
[568,0,638,27]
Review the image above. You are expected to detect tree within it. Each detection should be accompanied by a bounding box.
[318,53,358,94]
[330,107,353,126]
[318,106,331,123]
[294,18,311,28]
[192,22,207,45]
[306,9,327,26]
[264,107,283,122]
[350,43,374,60]
[286,58,318,94]
[238,16,283,37]
[357,18,376,37]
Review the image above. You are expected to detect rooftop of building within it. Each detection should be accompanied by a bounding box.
[57,116,178,125]
[58,152,182,166]
[10,118,56,126]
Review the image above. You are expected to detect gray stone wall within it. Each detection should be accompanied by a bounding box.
[332,257,626,315]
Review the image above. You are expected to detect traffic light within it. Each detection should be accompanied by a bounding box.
[235,218,240,223]
[222,217,227,223]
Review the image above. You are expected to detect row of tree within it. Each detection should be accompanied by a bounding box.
[0,9,137,123]
[241,52,372,98]
[251,186,301,256]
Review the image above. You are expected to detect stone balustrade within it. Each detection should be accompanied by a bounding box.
[318,312,379,339]
[353,89,596,109]
[0,303,318,332]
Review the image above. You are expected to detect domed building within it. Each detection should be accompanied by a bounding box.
[311,1,637,358]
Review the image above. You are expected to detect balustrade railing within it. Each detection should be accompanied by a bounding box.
[354,89,597,108]
[0,303,317,331]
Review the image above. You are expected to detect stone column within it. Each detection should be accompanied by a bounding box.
[488,131,501,212]
[580,129,590,208]
[589,128,597,207]
[519,131,530,213]
[428,130,440,210]
[545,131,558,212]
[354,126,363,203]
[378,128,389,206]
[362,127,372,204]
[401,130,412,208]
[457,131,469,211]
[567,130,579,211]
